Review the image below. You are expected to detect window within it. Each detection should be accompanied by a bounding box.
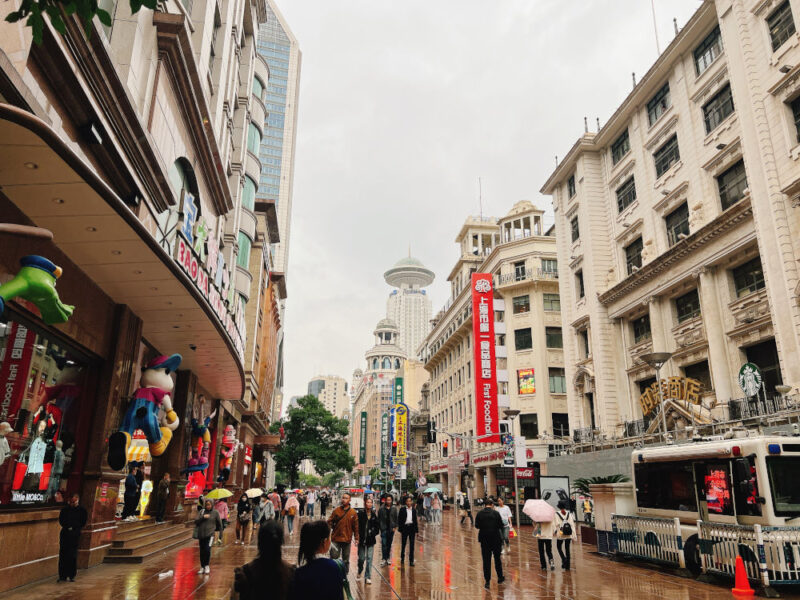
[767,457,800,517]
[543,293,561,312]
[684,360,712,392]
[541,258,558,273]
[694,26,722,75]
[791,96,800,143]
[549,368,567,394]
[611,129,630,165]
[512,295,530,314]
[567,174,576,198]
[666,202,690,246]
[247,122,261,155]
[546,327,563,349]
[768,1,796,51]
[616,177,637,213]
[513,261,526,281]
[733,257,765,297]
[703,84,734,133]
[570,216,580,242]
[624,237,643,275]
[718,160,748,210]
[579,329,590,357]
[552,413,569,437]
[634,461,698,511]
[654,135,680,178]
[514,328,533,351]
[675,289,701,322]
[253,76,264,101]
[632,314,652,344]
[237,232,251,268]
[242,176,257,211]
[576,270,585,299]
[647,83,671,126]
[520,414,539,438]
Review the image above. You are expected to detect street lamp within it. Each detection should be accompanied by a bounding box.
[640,351,673,441]
[503,408,522,533]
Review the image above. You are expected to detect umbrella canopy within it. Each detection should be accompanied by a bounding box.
[206,488,233,500]
[523,499,555,522]
[422,487,440,494]
[244,488,263,498]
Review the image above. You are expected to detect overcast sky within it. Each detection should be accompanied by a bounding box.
[278,0,700,408]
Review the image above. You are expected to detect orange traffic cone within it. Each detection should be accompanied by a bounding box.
[732,555,755,597]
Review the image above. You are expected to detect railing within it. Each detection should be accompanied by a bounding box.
[496,268,558,286]
[612,515,686,569]
[728,395,798,420]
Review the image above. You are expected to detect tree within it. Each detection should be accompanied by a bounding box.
[6,0,158,45]
[298,473,322,488]
[322,471,344,488]
[270,395,354,487]
[572,474,630,497]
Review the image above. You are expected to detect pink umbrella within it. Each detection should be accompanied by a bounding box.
[523,499,556,523]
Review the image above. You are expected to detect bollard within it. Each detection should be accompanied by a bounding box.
[675,517,686,570]
[754,524,779,598]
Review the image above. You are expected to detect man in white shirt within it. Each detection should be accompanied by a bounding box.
[306,489,316,517]
[495,497,513,554]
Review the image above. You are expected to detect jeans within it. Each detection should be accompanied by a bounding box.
[199,536,212,567]
[400,530,415,564]
[557,539,572,569]
[460,510,473,524]
[287,515,295,534]
[431,509,442,524]
[357,544,375,576]
[58,530,79,580]
[306,503,314,517]
[501,525,510,546]
[537,538,553,569]
[381,529,395,561]
[331,541,352,573]
[480,541,503,583]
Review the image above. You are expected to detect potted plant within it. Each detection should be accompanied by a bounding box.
[572,474,630,546]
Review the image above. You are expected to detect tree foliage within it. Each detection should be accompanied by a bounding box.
[5,0,158,44]
[322,471,344,488]
[270,395,354,487]
[572,474,631,497]
[298,473,322,487]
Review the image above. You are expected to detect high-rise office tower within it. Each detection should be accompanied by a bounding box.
[384,257,435,358]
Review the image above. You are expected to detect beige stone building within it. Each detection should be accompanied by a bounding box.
[541,0,800,441]
[419,201,564,499]
[307,374,349,417]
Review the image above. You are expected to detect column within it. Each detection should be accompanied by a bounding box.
[474,468,485,498]
[696,267,733,402]
[158,370,196,523]
[486,466,497,498]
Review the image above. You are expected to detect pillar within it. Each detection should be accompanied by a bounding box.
[474,467,486,499]
[696,267,734,402]
[486,466,497,497]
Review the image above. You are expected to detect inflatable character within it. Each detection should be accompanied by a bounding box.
[184,398,215,474]
[217,424,239,482]
[0,256,73,324]
[107,354,181,471]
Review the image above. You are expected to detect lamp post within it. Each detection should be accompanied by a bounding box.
[640,352,673,441]
[503,408,522,532]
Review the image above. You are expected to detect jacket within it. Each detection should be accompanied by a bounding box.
[377,505,398,531]
[124,473,138,497]
[397,506,418,534]
[194,508,223,539]
[531,519,556,539]
[236,497,252,522]
[284,496,300,515]
[232,556,294,600]
[253,500,275,523]
[327,505,359,544]
[288,558,343,600]
[59,505,88,536]
[357,509,380,547]
[554,510,577,540]
[215,500,229,521]
[474,507,503,546]
[157,479,170,500]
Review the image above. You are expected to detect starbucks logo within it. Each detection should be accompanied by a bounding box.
[738,363,763,397]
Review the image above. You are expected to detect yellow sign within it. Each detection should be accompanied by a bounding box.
[639,376,703,417]
[393,403,408,464]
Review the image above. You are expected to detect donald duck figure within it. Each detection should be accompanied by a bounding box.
[107,354,181,471]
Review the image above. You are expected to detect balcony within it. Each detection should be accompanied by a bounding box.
[495,345,507,358]
[672,314,706,350]
[628,337,653,365]
[495,268,558,290]
[728,288,770,328]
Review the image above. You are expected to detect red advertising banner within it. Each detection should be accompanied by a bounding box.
[244,445,252,464]
[471,273,498,443]
[0,322,35,428]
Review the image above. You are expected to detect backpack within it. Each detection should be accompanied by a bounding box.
[288,506,297,516]
[557,512,572,537]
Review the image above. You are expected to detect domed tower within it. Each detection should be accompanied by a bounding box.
[365,318,406,376]
[383,256,435,358]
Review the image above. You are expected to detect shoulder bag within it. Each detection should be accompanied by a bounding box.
[328,507,353,559]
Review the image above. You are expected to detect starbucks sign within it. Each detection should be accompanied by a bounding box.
[738,363,763,397]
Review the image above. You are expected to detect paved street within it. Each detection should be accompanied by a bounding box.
[3,511,796,600]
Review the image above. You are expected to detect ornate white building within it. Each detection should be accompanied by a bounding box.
[384,257,434,358]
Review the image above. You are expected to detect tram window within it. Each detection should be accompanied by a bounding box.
[635,462,697,511]
[732,456,761,517]
[697,461,734,516]
[767,457,800,517]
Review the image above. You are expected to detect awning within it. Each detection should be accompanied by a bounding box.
[127,442,151,463]
[0,104,244,400]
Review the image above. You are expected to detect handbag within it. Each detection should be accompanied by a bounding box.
[508,526,517,539]
[329,542,341,560]
[335,559,354,600]
[192,525,199,539]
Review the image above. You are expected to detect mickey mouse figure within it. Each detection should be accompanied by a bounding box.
[107,355,181,471]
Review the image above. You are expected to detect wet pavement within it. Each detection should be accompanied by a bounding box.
[3,510,800,599]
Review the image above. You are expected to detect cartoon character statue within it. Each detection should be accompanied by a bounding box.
[217,424,240,482]
[183,397,215,474]
[107,354,182,471]
[0,256,73,324]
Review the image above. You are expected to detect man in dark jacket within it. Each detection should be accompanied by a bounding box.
[121,465,139,521]
[475,497,505,589]
[397,495,418,566]
[58,493,88,582]
[377,495,398,566]
[155,472,170,523]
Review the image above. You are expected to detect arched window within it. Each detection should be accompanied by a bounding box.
[394,358,401,369]
[382,357,391,369]
[237,232,251,268]
[242,176,257,211]
[372,358,379,370]
[253,76,264,101]
[158,157,200,252]
[167,157,199,200]
[247,122,261,155]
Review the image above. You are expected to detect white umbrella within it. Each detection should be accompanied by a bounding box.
[523,499,556,523]
[244,488,263,498]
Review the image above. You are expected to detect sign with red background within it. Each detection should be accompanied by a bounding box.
[0,322,35,428]
[471,273,498,443]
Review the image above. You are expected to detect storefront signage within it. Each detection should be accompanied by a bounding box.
[430,463,447,473]
[380,412,388,469]
[517,369,535,395]
[473,450,507,465]
[175,193,245,360]
[471,273,499,443]
[244,445,252,464]
[516,468,534,478]
[639,377,703,417]
[0,322,34,427]
[392,403,408,465]
[12,490,45,503]
[394,377,404,404]
[359,411,367,464]
[738,363,763,397]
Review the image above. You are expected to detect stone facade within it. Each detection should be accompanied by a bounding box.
[307,374,350,417]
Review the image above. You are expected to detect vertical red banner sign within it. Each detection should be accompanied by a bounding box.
[0,322,35,428]
[471,273,498,443]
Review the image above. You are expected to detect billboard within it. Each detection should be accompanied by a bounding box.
[359,411,367,464]
[394,376,404,404]
[471,273,499,443]
[517,368,535,395]
[380,412,388,469]
[392,403,408,465]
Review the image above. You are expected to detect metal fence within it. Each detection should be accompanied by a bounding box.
[612,514,686,568]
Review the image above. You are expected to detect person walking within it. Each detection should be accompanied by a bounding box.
[532,513,556,571]
[458,492,473,525]
[233,520,294,600]
[121,465,139,521]
[268,489,281,520]
[194,498,222,574]
[320,491,329,517]
[215,498,229,545]
[154,472,170,523]
[253,492,276,542]
[475,497,504,589]
[298,491,306,517]
[235,493,252,545]
[397,495,418,567]
[496,497,513,554]
[415,493,425,521]
[326,492,359,574]
[378,494,398,566]
[284,493,300,536]
[290,521,346,600]
[431,493,442,525]
[58,493,87,582]
[280,492,288,523]
[357,495,380,583]
[422,493,432,522]
[306,489,316,518]
[555,500,577,570]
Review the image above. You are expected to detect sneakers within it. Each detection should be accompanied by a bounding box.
[379,560,387,566]
[484,581,490,590]
[550,559,555,571]
[366,578,372,584]
[387,558,392,565]
[197,568,205,574]
[204,566,210,574]
[498,576,505,584]
[410,561,415,567]
[501,548,505,555]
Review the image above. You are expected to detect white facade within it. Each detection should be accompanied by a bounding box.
[307,374,350,417]
[384,257,434,358]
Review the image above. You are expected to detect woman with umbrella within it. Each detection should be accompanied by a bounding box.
[194,497,223,574]
[523,499,556,571]
[235,491,253,545]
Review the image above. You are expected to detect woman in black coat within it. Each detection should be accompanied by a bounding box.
[356,495,381,583]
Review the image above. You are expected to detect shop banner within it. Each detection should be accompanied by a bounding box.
[517,369,535,395]
[394,377,403,404]
[380,412,388,469]
[388,404,395,468]
[0,322,35,427]
[471,273,499,443]
[359,412,367,464]
[244,445,252,464]
[391,403,408,465]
